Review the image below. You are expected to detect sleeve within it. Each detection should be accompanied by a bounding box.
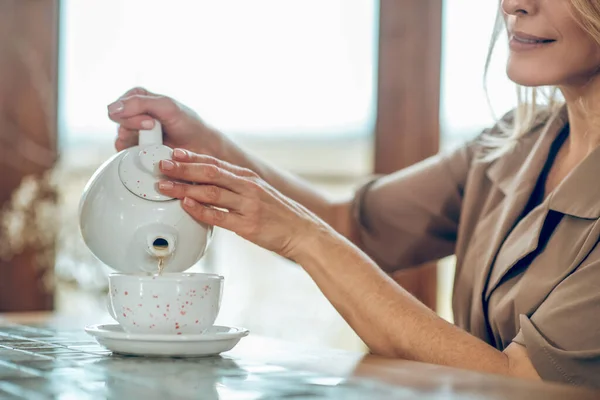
[351,142,476,273]
[512,257,600,388]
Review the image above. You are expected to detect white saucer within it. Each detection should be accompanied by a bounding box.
[84,324,249,357]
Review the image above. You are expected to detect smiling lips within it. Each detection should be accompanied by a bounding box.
[510,31,556,50]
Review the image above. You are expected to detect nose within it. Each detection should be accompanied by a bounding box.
[501,0,538,16]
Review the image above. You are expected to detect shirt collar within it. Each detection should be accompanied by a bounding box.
[486,105,600,220]
[486,106,567,196]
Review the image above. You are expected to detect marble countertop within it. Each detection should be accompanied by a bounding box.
[0,314,596,399]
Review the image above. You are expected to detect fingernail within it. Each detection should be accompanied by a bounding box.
[158,181,174,190]
[108,101,124,114]
[160,160,175,170]
[183,197,196,207]
[141,119,154,129]
[173,148,187,159]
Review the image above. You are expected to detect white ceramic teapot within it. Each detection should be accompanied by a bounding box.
[79,120,212,273]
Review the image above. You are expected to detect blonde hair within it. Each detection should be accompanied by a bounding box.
[482,0,600,159]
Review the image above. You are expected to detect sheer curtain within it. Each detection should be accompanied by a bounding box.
[437,0,517,321]
[59,0,379,145]
[440,0,517,150]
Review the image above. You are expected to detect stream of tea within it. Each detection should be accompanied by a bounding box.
[157,257,165,275]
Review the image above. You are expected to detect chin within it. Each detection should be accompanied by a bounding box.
[507,56,600,88]
[506,62,557,88]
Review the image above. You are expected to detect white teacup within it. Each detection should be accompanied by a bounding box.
[107,272,223,335]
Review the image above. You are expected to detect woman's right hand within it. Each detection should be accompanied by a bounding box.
[107,87,227,160]
[107,87,340,240]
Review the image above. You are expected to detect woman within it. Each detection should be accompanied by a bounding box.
[106,0,600,387]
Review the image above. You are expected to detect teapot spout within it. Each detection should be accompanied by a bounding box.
[147,233,176,258]
[130,224,179,273]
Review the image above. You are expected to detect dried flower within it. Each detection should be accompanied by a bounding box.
[0,171,59,292]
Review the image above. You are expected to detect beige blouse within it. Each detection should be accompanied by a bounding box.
[353,106,600,388]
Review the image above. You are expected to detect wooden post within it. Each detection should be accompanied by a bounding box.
[0,0,60,311]
[374,0,443,310]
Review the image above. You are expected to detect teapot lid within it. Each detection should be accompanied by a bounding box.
[118,120,175,202]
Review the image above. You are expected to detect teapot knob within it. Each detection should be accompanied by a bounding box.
[139,119,163,146]
[118,120,175,202]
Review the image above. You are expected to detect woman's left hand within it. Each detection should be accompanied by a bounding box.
[157,149,325,260]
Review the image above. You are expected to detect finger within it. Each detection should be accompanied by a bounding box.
[115,137,135,152]
[117,125,137,140]
[158,181,243,212]
[108,87,155,123]
[181,197,242,231]
[115,117,157,147]
[115,126,138,147]
[171,148,257,178]
[107,94,178,122]
[159,160,250,194]
[118,87,155,99]
[117,115,158,131]
[115,126,139,151]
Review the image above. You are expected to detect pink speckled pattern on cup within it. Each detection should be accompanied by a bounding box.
[107,273,223,335]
